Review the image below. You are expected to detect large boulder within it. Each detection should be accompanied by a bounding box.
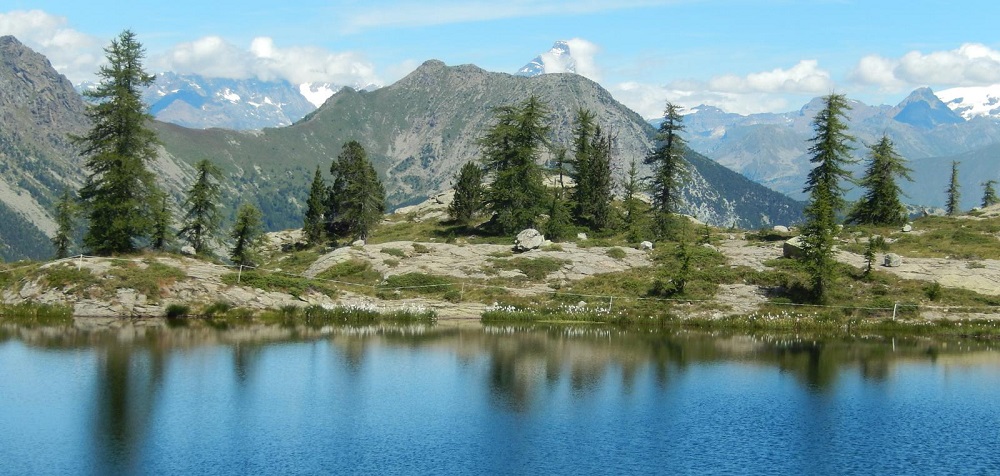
[783,236,805,259]
[772,225,789,233]
[640,241,654,251]
[514,229,545,252]
[884,253,902,267]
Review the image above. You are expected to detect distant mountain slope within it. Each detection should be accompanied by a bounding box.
[156,60,803,230]
[685,89,1000,201]
[0,35,91,260]
[906,143,1000,210]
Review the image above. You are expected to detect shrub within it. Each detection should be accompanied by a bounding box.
[411,243,431,254]
[380,247,407,258]
[924,282,943,301]
[490,257,569,280]
[164,303,191,318]
[606,247,627,260]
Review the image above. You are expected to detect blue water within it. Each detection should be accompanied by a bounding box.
[1,324,998,475]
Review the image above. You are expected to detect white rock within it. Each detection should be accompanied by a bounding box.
[577,232,588,241]
[884,253,902,267]
[772,225,789,233]
[352,239,366,247]
[902,223,913,233]
[181,245,196,256]
[783,236,806,259]
[640,241,654,251]
[514,229,545,252]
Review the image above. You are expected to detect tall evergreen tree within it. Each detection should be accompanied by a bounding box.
[846,135,912,226]
[448,161,485,225]
[229,203,264,266]
[644,102,689,238]
[982,180,999,208]
[178,159,223,255]
[51,189,76,259]
[569,109,596,222]
[303,166,327,245]
[586,125,615,231]
[621,158,648,242]
[801,93,856,303]
[946,161,961,216]
[150,191,173,251]
[327,141,386,241]
[74,30,161,255]
[481,96,550,235]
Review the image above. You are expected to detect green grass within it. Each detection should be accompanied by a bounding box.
[222,270,338,298]
[264,249,320,273]
[606,247,627,260]
[0,302,73,326]
[314,259,382,287]
[380,247,407,258]
[377,272,456,299]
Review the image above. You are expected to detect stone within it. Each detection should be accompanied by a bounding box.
[902,223,913,233]
[352,239,366,247]
[884,253,902,267]
[181,245,196,256]
[702,243,718,252]
[783,236,806,259]
[514,229,545,252]
[640,241,654,251]
[772,225,789,233]
[577,232,588,241]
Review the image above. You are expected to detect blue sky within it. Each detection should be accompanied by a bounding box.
[3,0,1000,117]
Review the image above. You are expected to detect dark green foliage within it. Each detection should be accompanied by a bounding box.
[946,161,961,216]
[165,303,190,318]
[481,96,550,235]
[230,203,264,266]
[847,135,912,226]
[74,30,161,255]
[543,192,573,241]
[327,141,386,241]
[801,94,855,303]
[448,161,485,225]
[981,180,998,208]
[179,159,223,254]
[863,235,886,277]
[568,109,614,229]
[150,191,173,251]
[303,166,326,245]
[645,102,689,238]
[620,158,650,242]
[51,189,76,259]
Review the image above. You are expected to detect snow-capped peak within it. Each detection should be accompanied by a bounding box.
[936,84,1000,120]
[299,83,338,108]
[517,40,575,77]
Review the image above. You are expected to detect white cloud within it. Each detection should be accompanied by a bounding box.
[0,10,104,83]
[153,36,381,87]
[340,0,674,33]
[851,43,1000,90]
[540,38,601,82]
[612,61,831,117]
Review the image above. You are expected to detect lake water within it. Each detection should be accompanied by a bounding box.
[1,320,999,475]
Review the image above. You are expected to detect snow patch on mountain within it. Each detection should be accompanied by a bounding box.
[936,84,1000,120]
[299,83,337,107]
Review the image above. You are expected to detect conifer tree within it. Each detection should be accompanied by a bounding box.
[584,124,615,231]
[946,161,961,216]
[74,30,161,255]
[303,166,327,245]
[847,135,912,226]
[982,180,999,208]
[481,96,550,235]
[569,109,596,222]
[801,93,855,303]
[178,159,223,255]
[51,189,76,259]
[150,191,173,251]
[229,203,264,266]
[644,102,689,238]
[621,158,648,242]
[327,141,385,241]
[448,161,485,225]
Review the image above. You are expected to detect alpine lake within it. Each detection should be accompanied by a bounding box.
[2,317,998,475]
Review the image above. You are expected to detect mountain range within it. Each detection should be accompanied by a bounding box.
[0,36,802,261]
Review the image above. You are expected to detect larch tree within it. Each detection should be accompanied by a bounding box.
[644,102,689,239]
[946,161,961,216]
[51,189,77,259]
[74,30,161,255]
[150,190,173,251]
[448,161,485,226]
[846,135,912,226]
[982,180,999,208]
[801,93,856,303]
[481,96,550,235]
[178,159,223,255]
[303,166,327,245]
[229,203,265,267]
[327,141,385,241]
[620,158,648,242]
